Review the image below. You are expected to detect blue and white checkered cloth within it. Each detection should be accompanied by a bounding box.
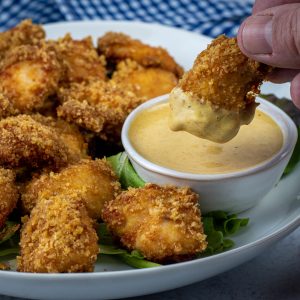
[0,0,253,37]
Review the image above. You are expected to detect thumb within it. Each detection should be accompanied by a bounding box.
[237,3,300,69]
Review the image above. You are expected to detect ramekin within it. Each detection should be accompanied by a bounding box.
[121,95,298,213]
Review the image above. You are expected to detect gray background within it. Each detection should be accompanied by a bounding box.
[0,227,299,300]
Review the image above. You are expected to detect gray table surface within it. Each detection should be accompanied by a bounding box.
[0,227,299,300]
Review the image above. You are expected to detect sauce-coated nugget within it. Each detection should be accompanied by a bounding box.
[98,32,183,78]
[57,79,143,140]
[18,195,99,273]
[0,168,19,228]
[102,184,207,262]
[179,36,269,111]
[0,43,64,117]
[53,34,106,84]
[169,35,271,143]
[112,59,178,99]
[0,115,69,170]
[21,159,121,219]
[0,19,45,61]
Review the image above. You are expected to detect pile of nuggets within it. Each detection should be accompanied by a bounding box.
[0,20,207,273]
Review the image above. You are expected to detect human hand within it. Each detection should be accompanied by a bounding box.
[237,0,300,108]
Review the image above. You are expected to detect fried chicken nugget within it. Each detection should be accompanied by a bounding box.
[53,34,106,84]
[21,159,121,218]
[57,79,143,141]
[0,115,69,170]
[112,59,178,99]
[0,43,64,117]
[0,19,45,61]
[98,32,183,78]
[169,35,271,143]
[18,194,99,273]
[31,114,88,163]
[0,168,19,228]
[102,184,207,263]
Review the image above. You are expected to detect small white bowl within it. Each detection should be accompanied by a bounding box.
[122,95,298,213]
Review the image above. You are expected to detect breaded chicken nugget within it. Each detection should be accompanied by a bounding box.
[98,32,183,78]
[31,114,88,163]
[0,115,69,170]
[57,79,143,141]
[0,168,19,228]
[112,59,178,99]
[102,184,207,262]
[53,34,106,84]
[0,43,64,117]
[0,19,45,61]
[18,194,99,273]
[169,35,271,143]
[21,159,121,218]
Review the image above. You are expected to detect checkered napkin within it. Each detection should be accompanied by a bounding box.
[0,0,253,37]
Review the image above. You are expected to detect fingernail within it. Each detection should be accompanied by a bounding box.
[241,15,273,54]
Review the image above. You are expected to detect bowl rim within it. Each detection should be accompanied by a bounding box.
[121,94,298,181]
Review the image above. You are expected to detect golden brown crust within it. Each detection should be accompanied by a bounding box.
[98,32,183,78]
[31,114,88,163]
[0,168,19,228]
[18,194,99,273]
[112,59,178,99]
[21,158,121,219]
[57,99,105,133]
[0,19,45,61]
[0,115,69,170]
[57,79,143,141]
[0,43,64,117]
[102,183,207,262]
[179,35,271,110]
[53,34,106,84]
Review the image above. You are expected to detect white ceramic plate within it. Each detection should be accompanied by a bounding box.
[0,20,299,300]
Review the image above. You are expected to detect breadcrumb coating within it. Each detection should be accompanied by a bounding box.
[53,34,106,84]
[18,194,99,273]
[112,59,178,99]
[56,99,105,133]
[102,184,207,262]
[0,43,64,117]
[0,19,45,61]
[57,79,143,141]
[0,115,69,170]
[179,35,271,111]
[0,168,19,228]
[98,32,183,78]
[21,159,121,219]
[31,114,88,163]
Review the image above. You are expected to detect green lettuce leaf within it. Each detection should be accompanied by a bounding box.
[201,211,249,255]
[0,222,20,263]
[98,222,160,269]
[107,152,145,188]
